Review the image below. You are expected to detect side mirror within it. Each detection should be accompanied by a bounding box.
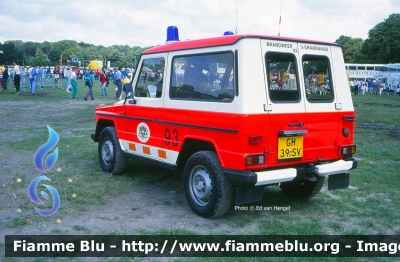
[147,85,157,98]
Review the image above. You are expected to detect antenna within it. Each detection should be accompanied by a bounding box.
[235,0,238,34]
[278,0,283,36]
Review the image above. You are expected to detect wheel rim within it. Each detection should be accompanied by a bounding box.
[189,165,213,206]
[101,138,114,167]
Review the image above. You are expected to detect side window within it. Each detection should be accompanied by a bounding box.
[135,58,165,98]
[302,55,333,102]
[266,52,300,102]
[170,52,234,102]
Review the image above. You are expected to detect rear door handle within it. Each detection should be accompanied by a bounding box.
[342,116,356,121]
[288,122,304,127]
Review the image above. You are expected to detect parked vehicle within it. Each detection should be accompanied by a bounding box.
[91,27,358,218]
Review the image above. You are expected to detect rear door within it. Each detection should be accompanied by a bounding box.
[330,46,356,150]
[298,43,340,161]
[261,40,307,165]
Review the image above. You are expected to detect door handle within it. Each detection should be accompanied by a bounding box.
[288,122,304,127]
[342,116,355,121]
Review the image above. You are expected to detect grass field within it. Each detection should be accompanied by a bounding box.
[0,80,400,261]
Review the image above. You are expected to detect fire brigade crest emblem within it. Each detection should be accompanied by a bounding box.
[137,122,150,143]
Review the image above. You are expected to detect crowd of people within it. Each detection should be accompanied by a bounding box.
[4,63,399,99]
[349,78,399,96]
[0,62,134,100]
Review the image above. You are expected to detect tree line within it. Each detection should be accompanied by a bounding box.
[1,13,399,67]
[335,13,400,64]
[0,39,151,69]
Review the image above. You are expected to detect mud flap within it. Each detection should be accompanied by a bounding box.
[328,173,349,190]
[235,186,264,206]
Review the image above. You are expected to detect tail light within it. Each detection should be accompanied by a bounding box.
[245,154,265,166]
[341,145,356,155]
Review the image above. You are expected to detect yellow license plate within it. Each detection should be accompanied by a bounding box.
[278,136,303,161]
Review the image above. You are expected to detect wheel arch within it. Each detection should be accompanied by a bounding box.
[177,138,220,171]
[94,119,115,142]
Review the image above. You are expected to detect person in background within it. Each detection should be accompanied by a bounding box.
[368,78,373,93]
[83,69,88,80]
[361,83,367,95]
[386,84,390,95]
[349,79,354,93]
[84,70,95,101]
[46,67,51,79]
[122,73,131,85]
[70,67,78,99]
[95,70,101,81]
[119,74,133,100]
[114,67,122,99]
[2,66,9,92]
[54,67,60,88]
[100,69,108,96]
[107,70,114,84]
[375,78,381,95]
[20,66,26,87]
[59,66,64,80]
[38,65,44,89]
[28,64,37,95]
[354,79,359,95]
[372,79,378,95]
[64,66,71,89]
[13,62,21,94]
[9,68,15,88]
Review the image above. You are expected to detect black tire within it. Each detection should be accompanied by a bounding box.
[280,176,325,199]
[183,151,232,218]
[98,126,126,175]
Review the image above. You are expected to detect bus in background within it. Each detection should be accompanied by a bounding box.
[380,63,400,92]
[345,63,384,82]
[345,63,400,92]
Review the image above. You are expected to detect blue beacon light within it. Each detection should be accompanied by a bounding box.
[223,31,234,36]
[166,26,180,43]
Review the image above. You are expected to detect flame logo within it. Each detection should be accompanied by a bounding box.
[33,125,59,173]
[29,126,61,216]
[28,176,60,216]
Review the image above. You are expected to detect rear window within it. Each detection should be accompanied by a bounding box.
[169,52,234,102]
[265,52,300,102]
[302,55,334,102]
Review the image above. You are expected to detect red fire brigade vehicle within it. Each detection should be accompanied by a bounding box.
[91,27,357,218]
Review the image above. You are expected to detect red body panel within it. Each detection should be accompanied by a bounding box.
[96,104,355,171]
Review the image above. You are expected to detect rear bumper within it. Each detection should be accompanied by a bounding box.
[315,159,356,176]
[223,158,358,187]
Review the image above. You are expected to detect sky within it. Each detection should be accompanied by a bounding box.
[0,0,399,48]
